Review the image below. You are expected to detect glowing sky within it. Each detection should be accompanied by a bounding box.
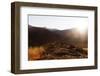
[29,15,88,30]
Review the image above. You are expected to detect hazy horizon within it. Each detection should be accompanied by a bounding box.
[29,15,88,30]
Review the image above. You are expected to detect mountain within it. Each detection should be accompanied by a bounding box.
[28,25,88,48]
[28,25,88,60]
[28,25,63,46]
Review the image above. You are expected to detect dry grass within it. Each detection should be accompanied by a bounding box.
[28,42,88,60]
[28,46,45,60]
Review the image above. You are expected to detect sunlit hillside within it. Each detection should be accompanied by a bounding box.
[28,25,88,60]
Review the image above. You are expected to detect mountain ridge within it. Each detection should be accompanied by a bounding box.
[28,25,88,48]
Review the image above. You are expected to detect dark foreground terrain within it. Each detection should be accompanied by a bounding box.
[28,25,88,60]
[42,42,87,60]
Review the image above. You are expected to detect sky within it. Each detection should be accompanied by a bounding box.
[28,15,88,30]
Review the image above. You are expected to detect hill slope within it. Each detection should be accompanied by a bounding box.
[28,25,87,48]
[28,25,88,60]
